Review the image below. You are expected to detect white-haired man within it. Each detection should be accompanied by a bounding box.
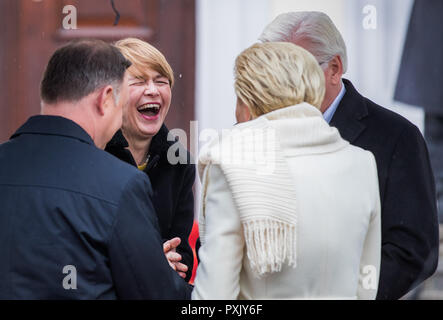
[260,11,439,300]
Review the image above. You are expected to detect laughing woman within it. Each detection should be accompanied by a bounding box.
[105,38,195,281]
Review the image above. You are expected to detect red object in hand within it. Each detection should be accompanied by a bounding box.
[188,220,199,285]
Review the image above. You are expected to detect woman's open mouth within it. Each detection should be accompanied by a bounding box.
[137,103,161,120]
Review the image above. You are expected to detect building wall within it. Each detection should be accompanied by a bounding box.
[195,0,270,138]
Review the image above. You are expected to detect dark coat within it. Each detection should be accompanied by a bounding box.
[105,125,195,282]
[331,79,439,299]
[394,0,443,114]
[0,116,191,299]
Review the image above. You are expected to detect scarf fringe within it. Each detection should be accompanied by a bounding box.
[243,218,296,278]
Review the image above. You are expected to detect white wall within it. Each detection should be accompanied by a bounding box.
[194,0,271,216]
[270,0,347,33]
[195,0,270,138]
[343,0,422,131]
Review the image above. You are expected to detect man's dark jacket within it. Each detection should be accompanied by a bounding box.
[331,80,439,299]
[105,125,195,281]
[0,116,191,299]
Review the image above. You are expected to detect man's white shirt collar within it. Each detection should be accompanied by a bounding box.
[323,81,346,124]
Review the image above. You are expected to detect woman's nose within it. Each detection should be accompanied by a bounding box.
[144,81,159,96]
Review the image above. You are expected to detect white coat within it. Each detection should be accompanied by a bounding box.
[192,103,381,300]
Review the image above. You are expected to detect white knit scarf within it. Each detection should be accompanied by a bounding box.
[198,103,348,277]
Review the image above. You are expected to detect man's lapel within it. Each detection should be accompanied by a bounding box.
[329,79,368,144]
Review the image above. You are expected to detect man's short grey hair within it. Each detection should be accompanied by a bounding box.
[259,11,348,74]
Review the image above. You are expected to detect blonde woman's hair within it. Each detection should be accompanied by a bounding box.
[114,38,174,88]
[234,42,325,117]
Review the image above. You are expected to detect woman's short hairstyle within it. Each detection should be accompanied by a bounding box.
[259,11,348,73]
[114,38,174,88]
[234,42,325,117]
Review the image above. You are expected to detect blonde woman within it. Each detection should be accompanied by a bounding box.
[192,42,381,299]
[105,38,194,281]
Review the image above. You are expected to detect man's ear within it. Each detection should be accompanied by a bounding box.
[95,85,115,116]
[328,55,344,86]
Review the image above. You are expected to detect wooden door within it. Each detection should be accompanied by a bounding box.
[0,0,195,142]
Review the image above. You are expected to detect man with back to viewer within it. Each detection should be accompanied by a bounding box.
[0,39,191,299]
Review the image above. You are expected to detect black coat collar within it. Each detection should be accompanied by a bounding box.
[105,124,174,170]
[107,124,173,155]
[11,115,94,145]
[329,79,369,143]
[148,124,175,155]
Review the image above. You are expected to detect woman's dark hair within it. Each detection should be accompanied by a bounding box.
[40,39,132,104]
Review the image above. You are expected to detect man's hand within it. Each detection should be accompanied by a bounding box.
[163,237,188,279]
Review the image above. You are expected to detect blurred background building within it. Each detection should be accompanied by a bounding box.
[0,0,441,299]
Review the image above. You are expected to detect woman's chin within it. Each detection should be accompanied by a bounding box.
[137,123,162,138]
[131,113,161,132]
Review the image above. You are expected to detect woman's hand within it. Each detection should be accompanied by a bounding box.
[163,237,188,279]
